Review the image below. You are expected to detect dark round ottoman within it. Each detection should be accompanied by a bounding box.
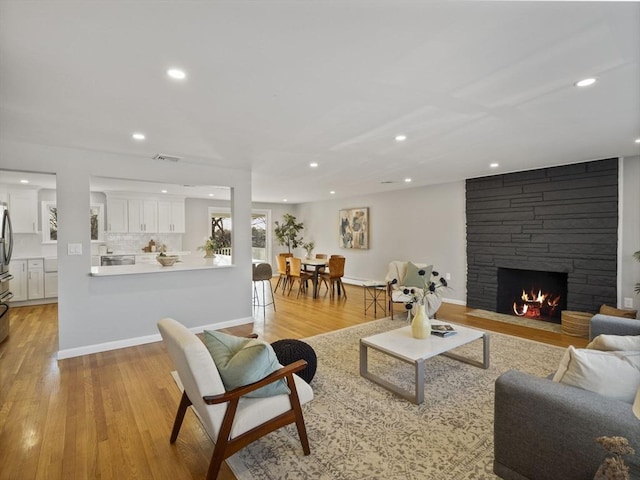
[271,339,317,384]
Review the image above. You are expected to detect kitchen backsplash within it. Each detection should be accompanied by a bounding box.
[12,232,185,259]
[105,233,184,254]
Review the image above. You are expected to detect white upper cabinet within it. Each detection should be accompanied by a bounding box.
[106,197,128,233]
[158,200,185,233]
[128,199,158,233]
[9,189,38,233]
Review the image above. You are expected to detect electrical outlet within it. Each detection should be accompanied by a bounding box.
[445,273,451,280]
[624,297,634,309]
[67,243,83,256]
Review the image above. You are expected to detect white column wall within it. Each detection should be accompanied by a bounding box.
[1,139,253,357]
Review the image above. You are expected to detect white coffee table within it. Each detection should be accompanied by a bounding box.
[359,322,490,404]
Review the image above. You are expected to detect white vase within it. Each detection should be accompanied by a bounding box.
[411,303,430,339]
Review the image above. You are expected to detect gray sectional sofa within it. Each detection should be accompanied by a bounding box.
[493,314,640,480]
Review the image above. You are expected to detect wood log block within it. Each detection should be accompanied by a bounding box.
[561,310,592,338]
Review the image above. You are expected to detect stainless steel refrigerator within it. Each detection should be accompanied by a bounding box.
[1,201,14,342]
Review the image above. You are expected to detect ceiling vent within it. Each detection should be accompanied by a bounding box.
[152,154,182,162]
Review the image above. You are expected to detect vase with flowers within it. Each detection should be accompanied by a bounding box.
[198,236,217,258]
[391,269,449,339]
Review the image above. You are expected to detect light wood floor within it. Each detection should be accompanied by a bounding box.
[0,281,588,480]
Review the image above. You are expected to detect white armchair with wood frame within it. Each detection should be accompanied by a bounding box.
[385,260,442,319]
[157,318,313,480]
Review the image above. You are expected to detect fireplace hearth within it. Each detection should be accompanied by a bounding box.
[497,268,568,323]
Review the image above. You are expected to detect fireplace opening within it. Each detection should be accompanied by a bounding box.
[496,268,568,324]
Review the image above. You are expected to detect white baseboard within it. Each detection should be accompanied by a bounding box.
[57,315,254,360]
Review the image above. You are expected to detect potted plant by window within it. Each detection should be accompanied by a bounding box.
[198,236,217,258]
[274,214,304,254]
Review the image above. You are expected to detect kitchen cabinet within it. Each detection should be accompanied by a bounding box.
[128,199,158,233]
[8,258,45,301]
[9,260,28,301]
[107,197,128,233]
[158,200,185,233]
[9,189,38,233]
[27,258,44,300]
[44,258,58,298]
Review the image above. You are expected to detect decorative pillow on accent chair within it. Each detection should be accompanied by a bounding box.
[403,262,433,289]
[203,330,290,398]
[552,345,640,404]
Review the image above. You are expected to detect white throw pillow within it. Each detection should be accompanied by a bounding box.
[552,346,640,404]
[586,334,640,351]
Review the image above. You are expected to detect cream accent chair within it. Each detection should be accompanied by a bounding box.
[157,318,313,480]
[385,261,442,319]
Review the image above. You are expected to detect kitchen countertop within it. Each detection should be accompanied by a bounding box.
[99,251,191,257]
[90,254,232,276]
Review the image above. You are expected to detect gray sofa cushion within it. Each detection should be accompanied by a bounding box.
[590,314,640,340]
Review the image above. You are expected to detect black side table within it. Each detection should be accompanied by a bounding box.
[271,339,317,384]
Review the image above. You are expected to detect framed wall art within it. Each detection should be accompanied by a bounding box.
[339,207,368,249]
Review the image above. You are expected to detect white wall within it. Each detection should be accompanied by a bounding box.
[1,139,254,357]
[294,181,467,304]
[621,156,640,310]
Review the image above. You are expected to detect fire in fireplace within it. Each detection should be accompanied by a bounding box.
[496,268,568,323]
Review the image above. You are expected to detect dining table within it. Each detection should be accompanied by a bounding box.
[298,258,328,299]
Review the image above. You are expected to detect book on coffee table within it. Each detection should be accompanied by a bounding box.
[431,324,457,337]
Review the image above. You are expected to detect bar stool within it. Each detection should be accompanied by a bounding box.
[253,263,276,316]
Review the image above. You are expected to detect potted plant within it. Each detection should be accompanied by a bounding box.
[198,236,217,258]
[274,214,304,254]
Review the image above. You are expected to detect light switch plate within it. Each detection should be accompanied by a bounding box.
[68,243,83,256]
[624,297,634,309]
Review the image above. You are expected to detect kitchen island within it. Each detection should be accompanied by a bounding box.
[90,254,232,276]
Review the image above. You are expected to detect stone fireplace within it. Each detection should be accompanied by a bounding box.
[466,158,618,316]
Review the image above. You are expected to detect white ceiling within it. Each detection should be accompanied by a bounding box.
[1,1,639,203]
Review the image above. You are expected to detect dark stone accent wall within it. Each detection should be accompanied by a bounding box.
[466,158,618,314]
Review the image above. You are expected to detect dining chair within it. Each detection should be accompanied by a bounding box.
[314,254,328,273]
[252,262,275,315]
[274,255,291,293]
[157,318,313,480]
[319,256,347,299]
[288,257,313,298]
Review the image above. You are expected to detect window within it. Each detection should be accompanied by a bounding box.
[206,207,271,261]
[42,201,104,243]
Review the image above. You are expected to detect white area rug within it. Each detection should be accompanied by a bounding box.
[223,318,565,480]
[467,308,562,333]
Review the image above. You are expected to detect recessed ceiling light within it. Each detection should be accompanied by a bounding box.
[283,199,288,202]
[132,132,145,141]
[167,68,186,80]
[309,162,318,168]
[20,179,29,184]
[330,191,335,195]
[635,138,640,144]
[575,78,596,87]
[395,134,407,142]
[404,178,412,183]
[490,163,499,168]
[208,193,215,197]
[161,190,168,194]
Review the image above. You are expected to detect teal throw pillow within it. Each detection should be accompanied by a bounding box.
[203,330,290,398]
[403,262,432,288]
